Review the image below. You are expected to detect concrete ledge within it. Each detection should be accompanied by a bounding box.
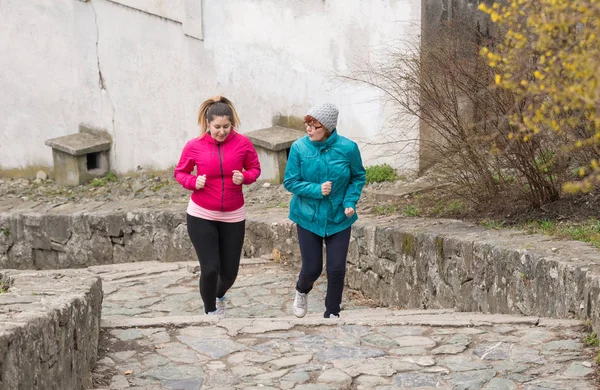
[0,269,103,390]
[245,126,305,152]
[44,133,111,156]
[1,204,599,334]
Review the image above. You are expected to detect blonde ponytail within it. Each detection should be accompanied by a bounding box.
[197,96,241,136]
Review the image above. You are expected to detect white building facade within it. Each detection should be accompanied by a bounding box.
[1,0,421,174]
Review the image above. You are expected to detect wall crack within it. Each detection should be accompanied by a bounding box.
[90,0,117,161]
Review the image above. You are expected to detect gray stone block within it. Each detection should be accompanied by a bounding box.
[245,126,305,184]
[0,269,102,390]
[45,132,111,186]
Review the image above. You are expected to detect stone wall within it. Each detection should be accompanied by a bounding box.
[247,213,600,333]
[2,206,599,333]
[0,204,195,270]
[0,269,103,389]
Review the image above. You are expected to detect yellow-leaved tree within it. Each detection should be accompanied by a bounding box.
[480,0,600,192]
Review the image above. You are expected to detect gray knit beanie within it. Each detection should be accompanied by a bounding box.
[306,102,339,132]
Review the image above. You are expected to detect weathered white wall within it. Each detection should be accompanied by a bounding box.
[0,0,421,174]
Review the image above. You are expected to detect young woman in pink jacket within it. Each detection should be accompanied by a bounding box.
[174,96,261,315]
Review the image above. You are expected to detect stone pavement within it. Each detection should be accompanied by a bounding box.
[89,259,598,389]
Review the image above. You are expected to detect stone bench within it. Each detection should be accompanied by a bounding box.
[245,126,305,184]
[0,269,102,389]
[45,132,111,186]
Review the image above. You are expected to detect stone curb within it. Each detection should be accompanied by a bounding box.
[101,311,581,331]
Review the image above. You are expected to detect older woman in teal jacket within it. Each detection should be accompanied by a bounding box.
[283,102,366,319]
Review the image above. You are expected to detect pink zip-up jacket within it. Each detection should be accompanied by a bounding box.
[174,129,261,212]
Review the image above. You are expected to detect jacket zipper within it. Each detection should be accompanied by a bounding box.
[217,143,225,211]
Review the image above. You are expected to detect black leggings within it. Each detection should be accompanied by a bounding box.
[186,214,245,313]
[296,225,351,316]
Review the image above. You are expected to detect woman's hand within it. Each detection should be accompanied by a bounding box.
[232,170,244,185]
[195,174,206,189]
[321,181,332,196]
[344,207,355,218]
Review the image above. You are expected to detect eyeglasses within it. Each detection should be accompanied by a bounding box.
[305,123,323,130]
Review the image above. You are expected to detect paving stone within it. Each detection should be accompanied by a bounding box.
[112,329,144,341]
[447,333,471,346]
[432,344,467,355]
[253,339,293,354]
[446,369,496,389]
[523,381,579,390]
[176,336,246,359]
[400,356,436,367]
[361,333,399,348]
[333,358,401,377]
[202,370,239,387]
[122,296,163,308]
[231,365,266,377]
[440,356,489,372]
[563,362,594,377]
[228,351,278,364]
[253,368,290,381]
[140,354,171,368]
[393,373,442,387]
[317,368,352,387]
[294,385,334,390]
[395,336,437,348]
[140,365,204,381]
[162,379,203,390]
[389,346,429,356]
[422,365,451,374]
[527,363,563,376]
[473,342,511,360]
[270,354,313,368]
[281,371,311,385]
[510,346,546,364]
[316,345,387,362]
[486,378,518,390]
[255,330,306,339]
[109,375,131,389]
[110,350,138,361]
[148,331,172,344]
[542,339,583,352]
[548,352,583,363]
[355,375,391,388]
[379,326,426,337]
[156,343,207,364]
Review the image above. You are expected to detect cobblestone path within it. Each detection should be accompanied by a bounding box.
[90,259,597,390]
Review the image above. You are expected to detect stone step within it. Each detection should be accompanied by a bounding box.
[100,309,582,331]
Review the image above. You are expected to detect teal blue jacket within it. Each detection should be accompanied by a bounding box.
[283,130,366,237]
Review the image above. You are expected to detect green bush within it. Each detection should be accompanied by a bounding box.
[365,164,397,184]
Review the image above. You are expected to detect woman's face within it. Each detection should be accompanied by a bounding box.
[208,116,232,142]
[306,120,328,142]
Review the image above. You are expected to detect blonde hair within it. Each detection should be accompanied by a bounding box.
[197,96,241,136]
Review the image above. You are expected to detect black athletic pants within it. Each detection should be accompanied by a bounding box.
[186,214,245,313]
[295,225,351,317]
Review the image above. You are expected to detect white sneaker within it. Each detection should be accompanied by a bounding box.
[327,313,340,319]
[215,296,226,315]
[206,310,218,315]
[293,291,307,318]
